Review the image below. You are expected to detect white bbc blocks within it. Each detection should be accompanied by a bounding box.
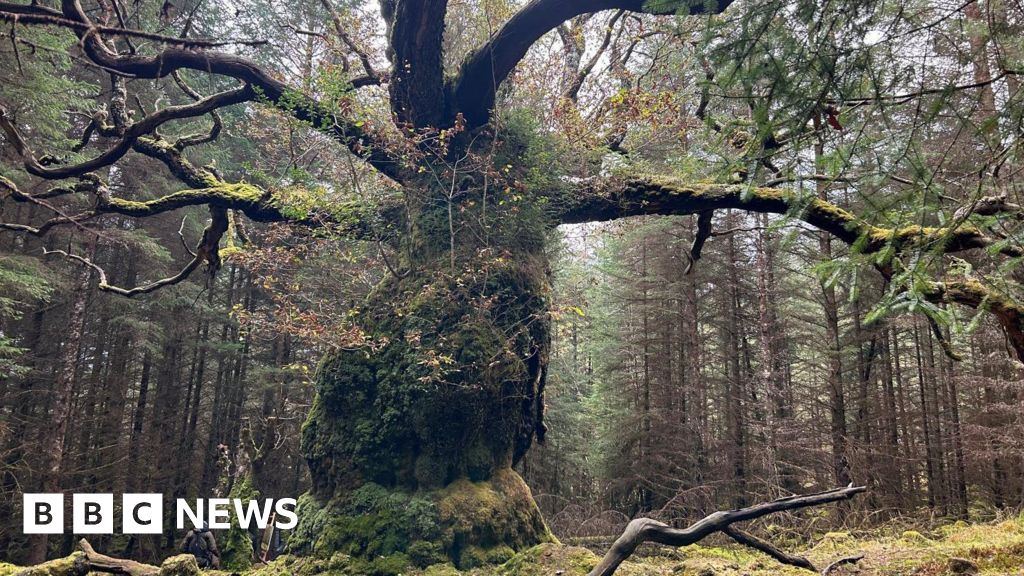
[122,493,163,534]
[24,493,157,534]
[21,494,297,534]
[22,493,63,534]
[73,493,113,534]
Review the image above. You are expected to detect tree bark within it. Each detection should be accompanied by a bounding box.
[27,241,94,564]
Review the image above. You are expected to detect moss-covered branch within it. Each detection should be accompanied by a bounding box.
[924,278,1024,361]
[559,176,1021,258]
[11,539,199,576]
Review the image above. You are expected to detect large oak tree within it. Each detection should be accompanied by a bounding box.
[2,0,1023,570]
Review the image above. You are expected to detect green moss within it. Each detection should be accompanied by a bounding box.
[219,478,261,571]
[290,469,549,569]
[158,554,201,576]
[421,563,461,576]
[290,482,441,562]
[899,530,934,547]
[679,544,759,563]
[346,552,411,576]
[9,552,88,576]
[407,541,447,567]
[246,553,361,576]
[497,543,597,576]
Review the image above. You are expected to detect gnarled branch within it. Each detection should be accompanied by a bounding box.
[1,86,253,180]
[449,0,735,128]
[589,485,866,576]
[8,0,403,180]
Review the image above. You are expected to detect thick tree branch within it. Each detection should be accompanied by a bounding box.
[559,177,1023,257]
[8,0,403,180]
[449,0,735,127]
[388,0,448,128]
[925,278,1024,362]
[589,485,866,576]
[721,526,817,571]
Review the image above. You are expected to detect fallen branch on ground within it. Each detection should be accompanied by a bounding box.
[588,485,867,576]
[14,539,197,576]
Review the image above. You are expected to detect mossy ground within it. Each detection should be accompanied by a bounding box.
[288,468,551,571]
[260,514,1024,576]
[4,515,1023,576]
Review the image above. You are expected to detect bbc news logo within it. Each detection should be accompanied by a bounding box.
[23,494,298,534]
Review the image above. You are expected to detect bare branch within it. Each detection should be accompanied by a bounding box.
[318,0,380,81]
[1,86,253,179]
[721,525,817,572]
[563,11,625,102]
[42,205,228,297]
[0,7,267,47]
[589,485,866,576]
[170,71,223,149]
[449,0,735,128]
[684,209,713,274]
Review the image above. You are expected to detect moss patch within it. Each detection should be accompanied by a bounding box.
[7,552,88,576]
[157,554,201,576]
[289,468,551,571]
[218,478,261,571]
[495,543,597,576]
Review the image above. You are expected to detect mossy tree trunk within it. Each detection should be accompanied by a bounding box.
[291,133,556,569]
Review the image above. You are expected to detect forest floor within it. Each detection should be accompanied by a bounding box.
[223,513,1024,576]
[385,514,1023,576]
[4,514,1023,576]
[461,514,1024,576]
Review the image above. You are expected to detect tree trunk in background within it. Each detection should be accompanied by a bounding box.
[755,214,791,493]
[723,211,747,507]
[682,226,707,483]
[878,327,903,503]
[639,240,653,513]
[27,242,94,563]
[815,121,850,492]
[913,323,941,511]
[127,351,152,492]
